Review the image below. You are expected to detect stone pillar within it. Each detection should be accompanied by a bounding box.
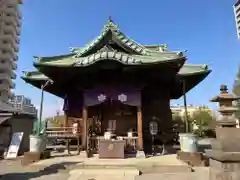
[137,105,145,158]
[206,85,240,180]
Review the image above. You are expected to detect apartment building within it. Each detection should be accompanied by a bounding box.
[9,95,38,116]
[0,0,22,102]
[234,0,240,39]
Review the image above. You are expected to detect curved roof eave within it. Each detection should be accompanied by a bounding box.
[33,51,186,68]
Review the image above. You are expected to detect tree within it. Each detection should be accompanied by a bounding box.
[191,107,214,137]
[172,113,184,133]
[45,115,65,127]
[233,68,240,118]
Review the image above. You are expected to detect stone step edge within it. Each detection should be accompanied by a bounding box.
[74,164,191,171]
[69,168,140,176]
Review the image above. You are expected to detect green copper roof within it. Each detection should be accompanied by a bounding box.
[178,64,209,75]
[33,19,186,68]
[22,71,49,80]
[22,63,210,81]
[75,19,149,57]
[34,51,185,67]
[22,19,211,99]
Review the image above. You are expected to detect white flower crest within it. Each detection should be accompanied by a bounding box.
[118,94,127,102]
[98,94,106,102]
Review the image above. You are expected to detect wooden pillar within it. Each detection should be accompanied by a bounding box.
[137,106,143,151]
[64,112,68,127]
[82,105,88,150]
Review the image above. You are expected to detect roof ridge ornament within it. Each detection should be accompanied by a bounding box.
[104,16,119,31]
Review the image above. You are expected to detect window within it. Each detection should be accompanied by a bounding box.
[0,80,3,84]
[1,60,5,64]
[3,40,8,44]
[16,96,22,102]
[2,50,6,54]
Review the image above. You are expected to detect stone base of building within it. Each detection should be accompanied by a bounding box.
[177,151,206,166]
[21,150,51,166]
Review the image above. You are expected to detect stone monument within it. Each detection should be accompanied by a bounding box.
[206,85,240,180]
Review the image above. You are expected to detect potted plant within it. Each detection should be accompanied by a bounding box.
[29,118,47,153]
[178,113,198,153]
[30,80,53,153]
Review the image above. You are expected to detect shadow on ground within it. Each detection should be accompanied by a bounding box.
[0,161,78,180]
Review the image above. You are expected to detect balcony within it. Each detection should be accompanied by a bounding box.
[0,43,15,56]
[0,62,11,71]
[11,72,16,79]
[11,62,17,70]
[4,16,19,29]
[10,82,16,89]
[0,52,13,60]
[0,73,13,85]
[0,34,19,52]
[0,83,10,91]
[13,54,18,61]
[5,7,20,19]
[3,25,20,41]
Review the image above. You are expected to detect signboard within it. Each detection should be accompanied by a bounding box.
[6,132,24,159]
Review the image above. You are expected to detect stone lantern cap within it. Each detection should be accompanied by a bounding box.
[210,85,240,102]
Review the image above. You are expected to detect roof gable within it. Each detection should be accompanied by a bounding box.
[74,19,149,57]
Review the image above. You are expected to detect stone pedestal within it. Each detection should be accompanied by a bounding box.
[207,85,240,180]
[177,151,206,166]
[21,150,51,166]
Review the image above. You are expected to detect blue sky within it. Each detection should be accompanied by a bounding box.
[15,0,240,118]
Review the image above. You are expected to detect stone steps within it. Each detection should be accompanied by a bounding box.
[70,168,139,176]
[68,168,139,180]
[67,174,135,180]
[74,164,191,174]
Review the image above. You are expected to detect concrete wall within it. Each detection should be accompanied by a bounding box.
[4,115,34,155]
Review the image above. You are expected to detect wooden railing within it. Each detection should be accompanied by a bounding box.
[46,127,81,138]
[46,126,81,154]
[88,136,138,154]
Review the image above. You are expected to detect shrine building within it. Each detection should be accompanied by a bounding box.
[22,19,211,156]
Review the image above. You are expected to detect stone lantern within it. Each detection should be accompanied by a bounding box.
[206,85,240,180]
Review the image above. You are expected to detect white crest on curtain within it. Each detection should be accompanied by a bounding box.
[118,94,127,102]
[97,94,106,102]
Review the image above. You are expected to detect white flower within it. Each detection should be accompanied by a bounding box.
[98,94,106,102]
[118,94,127,102]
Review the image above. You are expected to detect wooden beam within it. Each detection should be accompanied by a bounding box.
[137,106,143,150]
[82,105,88,150]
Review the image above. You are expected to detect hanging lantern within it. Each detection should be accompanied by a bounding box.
[149,121,158,136]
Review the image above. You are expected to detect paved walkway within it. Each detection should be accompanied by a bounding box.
[0,152,209,180]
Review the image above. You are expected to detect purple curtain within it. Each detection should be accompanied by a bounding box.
[62,94,83,112]
[83,88,141,106]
